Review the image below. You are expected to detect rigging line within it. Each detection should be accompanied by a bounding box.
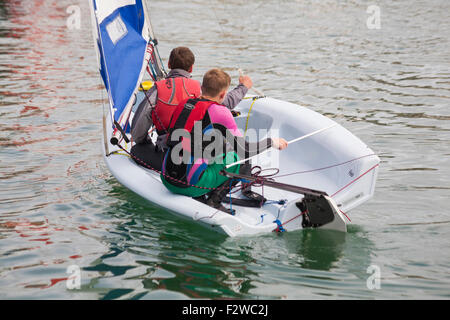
[98,70,112,156]
[288,123,338,145]
[143,0,167,78]
[275,154,378,178]
[140,83,168,134]
[208,2,264,95]
[115,142,285,196]
[244,97,258,136]
[225,123,338,169]
[209,1,227,38]
[277,210,307,229]
[195,211,220,222]
[339,210,352,222]
[115,143,234,192]
[275,201,351,232]
[331,163,380,198]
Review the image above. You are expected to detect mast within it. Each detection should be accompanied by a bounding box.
[142,0,166,81]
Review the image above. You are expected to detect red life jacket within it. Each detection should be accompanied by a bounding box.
[152,77,201,133]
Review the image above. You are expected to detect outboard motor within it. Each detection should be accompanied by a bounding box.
[297,195,335,229]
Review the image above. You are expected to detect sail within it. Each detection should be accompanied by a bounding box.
[90,0,165,134]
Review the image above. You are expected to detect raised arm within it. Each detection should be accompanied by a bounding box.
[222,75,253,110]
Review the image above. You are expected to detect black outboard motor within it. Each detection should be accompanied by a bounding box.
[297,194,335,229]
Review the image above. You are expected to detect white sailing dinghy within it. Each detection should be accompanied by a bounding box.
[90,0,380,237]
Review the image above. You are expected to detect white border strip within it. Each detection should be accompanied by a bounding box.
[95,0,136,24]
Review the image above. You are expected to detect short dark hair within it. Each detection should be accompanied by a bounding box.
[201,69,231,97]
[168,47,195,72]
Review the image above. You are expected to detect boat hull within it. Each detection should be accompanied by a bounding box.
[102,95,380,237]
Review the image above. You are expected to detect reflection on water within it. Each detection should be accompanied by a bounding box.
[284,230,347,271]
[1,0,450,299]
[75,185,374,299]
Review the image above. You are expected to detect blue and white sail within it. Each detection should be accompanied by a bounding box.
[90,0,165,141]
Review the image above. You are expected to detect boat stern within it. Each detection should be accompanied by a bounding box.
[277,195,348,233]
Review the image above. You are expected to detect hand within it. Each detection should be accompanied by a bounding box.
[272,138,288,150]
[239,75,253,89]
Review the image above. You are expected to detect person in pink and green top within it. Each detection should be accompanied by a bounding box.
[161,68,288,213]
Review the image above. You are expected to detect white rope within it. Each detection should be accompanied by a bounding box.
[225,123,338,169]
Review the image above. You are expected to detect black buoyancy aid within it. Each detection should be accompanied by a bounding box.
[162,98,216,188]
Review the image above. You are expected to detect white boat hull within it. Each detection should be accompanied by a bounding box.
[103,95,380,237]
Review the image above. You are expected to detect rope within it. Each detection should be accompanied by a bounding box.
[146,42,165,81]
[271,162,379,232]
[229,179,235,215]
[115,143,266,195]
[331,163,379,197]
[340,209,352,222]
[140,83,168,134]
[110,151,131,158]
[276,154,378,178]
[273,219,286,233]
[274,210,308,233]
[272,162,379,232]
[244,97,258,136]
[116,143,228,191]
[226,124,337,169]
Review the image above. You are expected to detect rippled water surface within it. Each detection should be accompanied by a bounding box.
[1,0,449,299]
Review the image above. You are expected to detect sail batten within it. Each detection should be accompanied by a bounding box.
[90,0,165,135]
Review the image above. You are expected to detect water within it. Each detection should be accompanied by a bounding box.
[1,0,449,300]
